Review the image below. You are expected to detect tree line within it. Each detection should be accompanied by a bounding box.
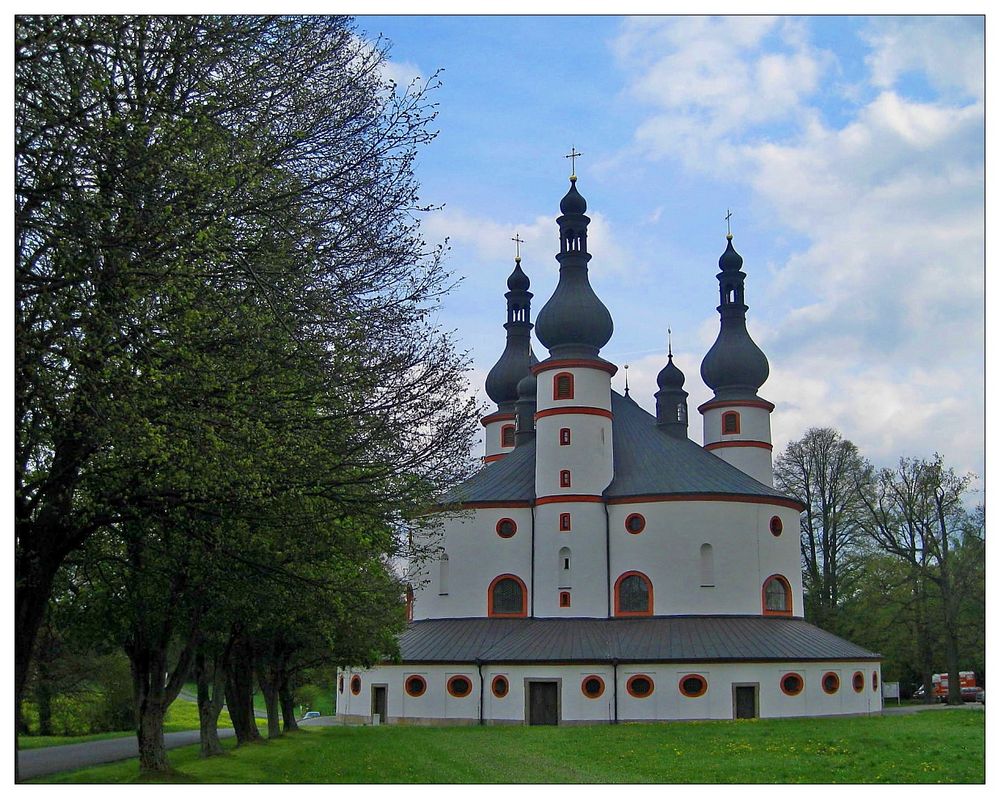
[774,428,984,705]
[15,15,479,775]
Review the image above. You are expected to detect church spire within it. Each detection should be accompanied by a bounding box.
[485,249,537,412]
[655,328,689,438]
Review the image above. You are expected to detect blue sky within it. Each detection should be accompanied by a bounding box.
[358,14,985,491]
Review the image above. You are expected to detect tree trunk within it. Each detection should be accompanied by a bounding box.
[225,635,260,745]
[259,676,281,739]
[194,649,227,757]
[279,676,299,733]
[136,701,170,773]
[35,679,53,737]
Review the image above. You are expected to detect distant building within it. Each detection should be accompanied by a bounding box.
[338,175,881,725]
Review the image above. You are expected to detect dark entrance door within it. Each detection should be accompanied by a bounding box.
[734,685,758,719]
[528,681,559,725]
[372,686,387,723]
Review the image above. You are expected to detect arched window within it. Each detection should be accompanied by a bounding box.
[700,543,714,587]
[559,512,571,531]
[501,424,515,448]
[722,411,740,434]
[559,591,571,607]
[559,428,571,446]
[677,403,687,423]
[558,547,571,587]
[762,574,792,616]
[554,372,574,400]
[559,470,571,488]
[438,553,450,596]
[614,571,653,616]
[488,574,527,617]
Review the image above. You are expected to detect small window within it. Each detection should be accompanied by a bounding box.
[439,553,450,596]
[492,675,509,698]
[489,574,527,617]
[626,675,655,698]
[625,513,645,534]
[679,674,708,698]
[560,470,571,488]
[405,675,427,697]
[762,574,792,616]
[615,571,653,616]
[501,424,515,448]
[554,372,574,400]
[722,411,740,434]
[769,516,783,536]
[559,427,571,445]
[559,512,571,531]
[822,672,840,695]
[700,543,714,587]
[559,591,571,607]
[447,675,472,698]
[872,671,879,692]
[496,518,517,538]
[780,673,803,696]
[338,675,344,694]
[581,675,605,699]
[852,671,865,693]
[350,676,361,695]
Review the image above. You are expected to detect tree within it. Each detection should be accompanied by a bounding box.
[857,455,977,704]
[773,428,868,630]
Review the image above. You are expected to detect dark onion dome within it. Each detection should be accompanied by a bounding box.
[535,178,613,359]
[656,354,685,391]
[485,258,535,410]
[516,372,537,399]
[700,235,769,401]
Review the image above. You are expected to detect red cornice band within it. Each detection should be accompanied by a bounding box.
[480,412,516,427]
[698,398,775,414]
[704,440,773,452]
[535,407,613,421]
[532,358,619,377]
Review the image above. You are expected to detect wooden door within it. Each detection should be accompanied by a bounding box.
[734,685,758,719]
[372,685,387,723]
[528,681,559,725]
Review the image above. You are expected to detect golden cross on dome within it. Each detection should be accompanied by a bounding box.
[511,233,524,262]
[725,209,734,238]
[565,146,583,178]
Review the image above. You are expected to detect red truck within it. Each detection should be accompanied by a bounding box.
[931,671,978,702]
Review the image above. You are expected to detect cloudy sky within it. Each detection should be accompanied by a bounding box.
[358,14,985,492]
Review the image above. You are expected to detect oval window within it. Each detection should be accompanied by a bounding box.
[350,675,361,695]
[679,674,708,698]
[338,675,344,693]
[447,675,472,698]
[872,671,879,692]
[491,675,509,698]
[404,675,427,697]
[769,516,783,536]
[822,672,840,694]
[581,675,605,699]
[780,672,803,696]
[852,671,865,693]
[625,513,646,534]
[496,518,517,538]
[626,674,655,698]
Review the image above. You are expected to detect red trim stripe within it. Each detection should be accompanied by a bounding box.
[480,412,516,427]
[698,398,775,413]
[535,406,613,420]
[532,358,619,377]
[704,440,773,452]
[607,493,805,511]
[535,494,604,505]
[483,453,507,463]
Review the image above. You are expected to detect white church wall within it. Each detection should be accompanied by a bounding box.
[482,417,515,461]
[534,413,613,498]
[534,365,613,415]
[534,502,610,616]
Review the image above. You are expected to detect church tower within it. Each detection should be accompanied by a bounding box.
[532,168,616,617]
[483,255,537,463]
[655,333,689,439]
[699,234,775,486]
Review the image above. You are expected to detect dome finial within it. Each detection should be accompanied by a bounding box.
[624,363,630,397]
[511,232,523,264]
[564,145,583,181]
[725,208,734,240]
[668,326,673,359]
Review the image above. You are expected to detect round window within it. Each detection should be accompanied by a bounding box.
[769,516,783,536]
[626,674,654,698]
[625,513,646,534]
[822,672,840,694]
[780,672,803,696]
[581,675,605,699]
[496,518,517,538]
[350,675,361,695]
[404,675,427,697]
[447,675,472,698]
[852,671,865,693]
[491,675,509,698]
[679,674,708,698]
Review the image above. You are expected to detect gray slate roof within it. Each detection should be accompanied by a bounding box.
[440,390,793,505]
[394,616,880,664]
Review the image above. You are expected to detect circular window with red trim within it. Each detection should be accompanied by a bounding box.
[780,672,803,696]
[404,675,427,697]
[822,672,840,694]
[769,516,783,536]
[626,674,655,698]
[581,675,605,699]
[350,675,361,695]
[447,675,473,698]
[852,671,865,693]
[338,675,344,693]
[496,518,517,538]
[625,513,646,534]
[872,671,879,692]
[679,674,708,698]
[491,675,509,698]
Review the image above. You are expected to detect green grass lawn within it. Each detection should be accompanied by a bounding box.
[32,708,984,784]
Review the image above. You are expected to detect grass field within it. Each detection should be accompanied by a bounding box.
[33,708,984,784]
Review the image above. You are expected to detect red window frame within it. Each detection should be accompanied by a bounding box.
[624,513,646,534]
[559,591,571,607]
[872,671,879,692]
[501,424,515,448]
[581,675,605,699]
[769,515,783,536]
[780,672,804,696]
[678,674,708,698]
[852,671,865,693]
[614,570,654,617]
[487,574,528,618]
[560,470,571,488]
[350,675,361,695]
[559,512,571,531]
[822,672,840,695]
[447,675,473,698]
[626,674,655,698]
[722,411,741,435]
[762,574,793,617]
[496,518,518,538]
[559,427,571,446]
[491,675,509,698]
[404,675,427,697]
[553,372,575,400]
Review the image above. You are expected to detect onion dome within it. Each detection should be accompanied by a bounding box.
[655,346,689,438]
[485,258,535,411]
[534,177,614,359]
[657,354,685,391]
[700,235,769,401]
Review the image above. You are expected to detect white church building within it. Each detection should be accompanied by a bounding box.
[337,174,881,725]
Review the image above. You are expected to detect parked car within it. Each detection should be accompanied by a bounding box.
[301,710,321,720]
[975,688,985,705]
